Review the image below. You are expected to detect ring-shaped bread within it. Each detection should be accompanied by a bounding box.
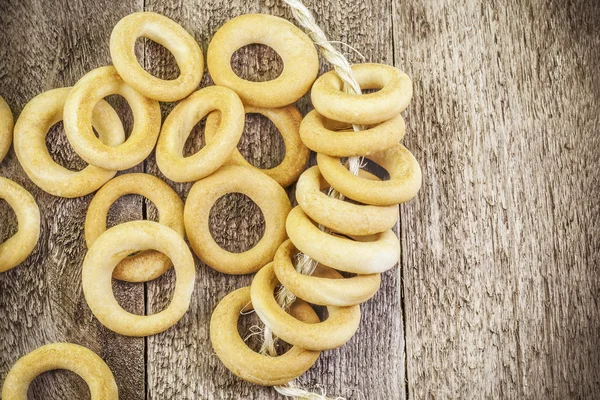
[156,86,244,182]
[110,12,204,102]
[0,177,40,273]
[14,87,124,198]
[274,240,381,307]
[251,262,361,351]
[1,343,118,400]
[82,220,195,336]
[299,109,406,157]
[0,96,13,163]
[210,286,320,386]
[205,104,309,187]
[286,206,400,274]
[207,14,319,108]
[316,143,422,206]
[85,173,185,282]
[296,166,398,236]
[311,63,413,125]
[184,166,291,275]
[64,66,161,171]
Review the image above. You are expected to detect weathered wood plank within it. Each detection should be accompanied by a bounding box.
[0,1,145,399]
[7,0,597,398]
[394,0,600,398]
[143,0,403,398]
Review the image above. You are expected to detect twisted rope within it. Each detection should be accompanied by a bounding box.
[252,1,368,398]
[284,0,365,176]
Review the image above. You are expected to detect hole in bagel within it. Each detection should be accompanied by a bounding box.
[338,157,390,182]
[239,113,285,169]
[238,296,296,356]
[106,194,158,230]
[145,266,176,314]
[112,279,146,314]
[209,193,265,253]
[321,189,369,207]
[231,44,283,82]
[107,194,158,257]
[183,115,208,158]
[46,121,88,172]
[361,87,382,94]
[361,157,390,181]
[0,198,18,244]
[236,307,292,355]
[312,304,329,322]
[29,369,91,399]
[103,94,135,140]
[321,117,353,132]
[135,37,181,80]
[320,117,380,132]
[317,175,374,207]
[111,259,175,315]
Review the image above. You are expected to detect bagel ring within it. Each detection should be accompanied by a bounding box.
[85,173,185,282]
[311,63,413,125]
[251,262,361,351]
[1,343,118,400]
[207,14,319,108]
[14,88,124,198]
[205,104,309,187]
[299,109,406,157]
[82,221,195,336]
[184,166,291,275]
[0,96,13,163]
[286,206,400,274]
[110,12,204,102]
[0,177,40,273]
[156,86,244,182]
[274,240,381,307]
[64,65,161,171]
[210,286,320,386]
[317,144,422,206]
[296,166,398,236]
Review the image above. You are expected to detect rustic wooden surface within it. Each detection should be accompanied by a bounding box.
[0,0,598,399]
[0,1,146,399]
[395,0,600,398]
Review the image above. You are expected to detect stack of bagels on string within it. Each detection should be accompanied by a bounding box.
[0,11,420,398]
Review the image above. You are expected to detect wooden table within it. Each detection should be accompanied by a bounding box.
[1,0,598,398]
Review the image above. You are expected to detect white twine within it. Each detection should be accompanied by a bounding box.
[283,0,365,177]
[248,1,368,399]
[276,382,348,400]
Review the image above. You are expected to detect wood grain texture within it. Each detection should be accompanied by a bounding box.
[2,0,599,399]
[141,0,403,399]
[0,1,145,399]
[394,0,600,398]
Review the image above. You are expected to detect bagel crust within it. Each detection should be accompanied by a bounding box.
[1,343,118,400]
[110,12,204,102]
[207,14,319,108]
[184,166,291,275]
[251,262,361,351]
[0,178,40,273]
[64,66,161,171]
[156,86,245,182]
[82,221,196,336]
[205,104,309,187]
[0,96,14,163]
[210,286,320,386]
[14,87,123,198]
[85,173,185,282]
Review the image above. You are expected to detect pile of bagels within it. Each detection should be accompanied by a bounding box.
[0,10,421,398]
